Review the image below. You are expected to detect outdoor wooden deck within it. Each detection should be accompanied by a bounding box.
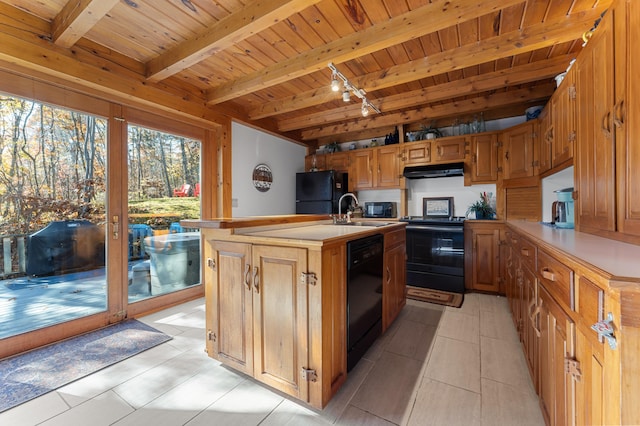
[0,264,152,340]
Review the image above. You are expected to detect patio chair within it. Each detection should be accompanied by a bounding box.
[128,224,153,260]
[169,222,183,233]
[173,184,190,197]
[193,183,200,197]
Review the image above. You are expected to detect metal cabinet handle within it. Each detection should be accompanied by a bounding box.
[244,264,251,290]
[591,312,617,350]
[253,266,260,293]
[601,111,611,138]
[541,268,556,281]
[386,266,391,283]
[613,100,625,128]
[530,306,541,337]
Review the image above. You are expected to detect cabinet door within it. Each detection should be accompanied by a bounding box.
[434,137,466,162]
[470,133,498,182]
[252,245,309,401]
[551,66,576,167]
[208,240,254,375]
[503,122,535,179]
[376,145,401,188]
[539,105,553,174]
[404,141,431,166]
[575,16,616,233]
[465,224,500,292]
[616,0,640,237]
[350,150,374,190]
[521,265,538,388]
[383,240,406,330]
[538,284,575,426]
[326,151,350,173]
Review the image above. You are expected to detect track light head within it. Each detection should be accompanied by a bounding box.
[331,73,340,92]
[361,101,369,117]
[342,90,350,102]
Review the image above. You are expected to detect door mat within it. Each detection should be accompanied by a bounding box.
[407,286,464,308]
[0,319,171,413]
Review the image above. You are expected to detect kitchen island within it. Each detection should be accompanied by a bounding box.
[182,215,406,409]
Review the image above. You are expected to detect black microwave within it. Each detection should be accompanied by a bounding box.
[363,202,396,218]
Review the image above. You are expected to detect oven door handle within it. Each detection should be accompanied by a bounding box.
[406,225,464,233]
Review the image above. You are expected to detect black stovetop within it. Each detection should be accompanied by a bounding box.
[400,216,466,224]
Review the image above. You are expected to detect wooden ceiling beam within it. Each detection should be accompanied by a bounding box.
[250,7,599,120]
[52,0,119,48]
[145,0,323,83]
[277,54,571,131]
[205,0,525,104]
[300,83,555,140]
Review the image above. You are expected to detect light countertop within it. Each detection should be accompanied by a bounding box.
[238,223,401,242]
[509,221,640,283]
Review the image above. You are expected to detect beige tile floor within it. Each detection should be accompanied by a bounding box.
[0,293,544,426]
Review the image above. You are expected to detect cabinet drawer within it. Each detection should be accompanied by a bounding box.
[385,228,405,249]
[517,237,537,272]
[538,249,574,310]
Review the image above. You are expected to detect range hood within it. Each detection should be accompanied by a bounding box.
[403,162,465,179]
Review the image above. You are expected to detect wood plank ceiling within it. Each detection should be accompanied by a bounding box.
[0,0,611,148]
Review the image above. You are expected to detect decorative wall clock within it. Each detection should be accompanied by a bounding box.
[252,164,273,192]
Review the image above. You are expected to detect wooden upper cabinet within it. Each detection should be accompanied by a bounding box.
[326,151,350,173]
[433,136,467,162]
[575,13,616,234]
[403,140,431,166]
[350,149,374,190]
[502,121,536,180]
[469,132,498,183]
[538,105,553,174]
[375,145,402,188]
[551,65,577,167]
[615,0,640,238]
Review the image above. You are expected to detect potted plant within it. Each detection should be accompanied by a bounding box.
[467,192,495,219]
[415,123,443,140]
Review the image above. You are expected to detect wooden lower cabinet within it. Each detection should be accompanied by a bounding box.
[505,225,633,425]
[538,284,574,426]
[251,245,309,400]
[205,236,345,408]
[464,221,502,293]
[383,228,406,329]
[203,225,406,409]
[206,241,253,375]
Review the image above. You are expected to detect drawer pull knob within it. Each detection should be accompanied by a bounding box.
[591,312,617,350]
[521,248,529,257]
[541,268,556,281]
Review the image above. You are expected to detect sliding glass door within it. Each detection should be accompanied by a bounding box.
[0,94,108,339]
[126,123,202,303]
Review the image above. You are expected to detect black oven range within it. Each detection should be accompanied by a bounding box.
[399,216,465,293]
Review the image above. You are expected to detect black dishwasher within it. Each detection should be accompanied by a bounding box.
[347,234,383,371]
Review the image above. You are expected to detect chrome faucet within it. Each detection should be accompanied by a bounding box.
[337,193,359,223]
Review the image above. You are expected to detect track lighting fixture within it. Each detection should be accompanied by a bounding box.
[328,62,380,117]
[331,73,340,92]
[361,100,369,117]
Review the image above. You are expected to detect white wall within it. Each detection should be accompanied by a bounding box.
[541,167,574,223]
[231,122,306,217]
[406,177,496,218]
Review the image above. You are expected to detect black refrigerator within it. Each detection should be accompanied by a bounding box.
[295,170,348,214]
